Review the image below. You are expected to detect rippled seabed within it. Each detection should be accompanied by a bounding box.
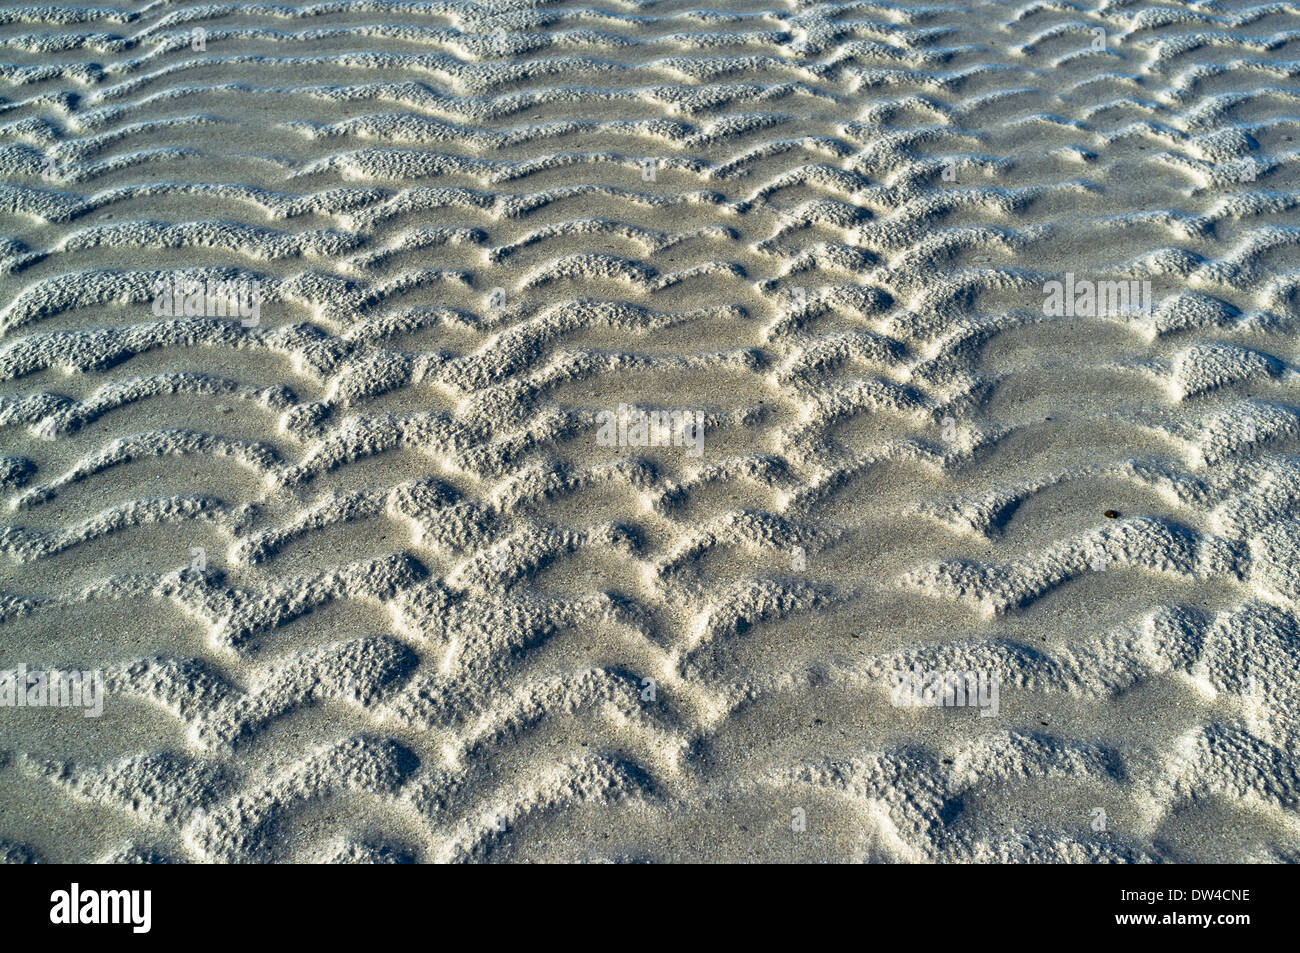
[0,0,1298,863]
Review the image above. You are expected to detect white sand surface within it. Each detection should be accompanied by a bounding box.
[1,0,1299,863]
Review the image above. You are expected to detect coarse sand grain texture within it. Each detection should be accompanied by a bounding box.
[1,0,1299,863]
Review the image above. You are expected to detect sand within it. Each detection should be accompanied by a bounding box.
[0,0,1298,863]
